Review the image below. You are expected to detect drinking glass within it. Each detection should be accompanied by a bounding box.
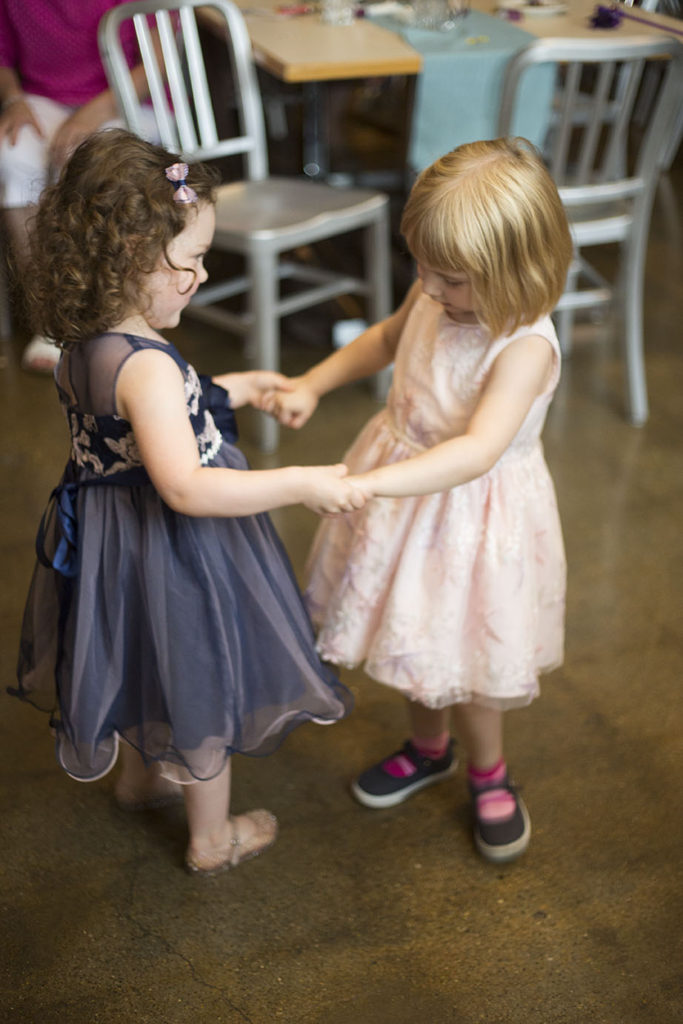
[321,0,356,25]
[413,0,470,30]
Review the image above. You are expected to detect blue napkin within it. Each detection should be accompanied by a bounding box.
[376,9,555,171]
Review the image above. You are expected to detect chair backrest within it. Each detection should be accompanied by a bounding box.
[497,37,683,209]
[98,0,268,179]
[623,0,667,12]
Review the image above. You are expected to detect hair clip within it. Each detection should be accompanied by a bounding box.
[165,163,198,203]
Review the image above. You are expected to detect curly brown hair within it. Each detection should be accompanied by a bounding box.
[24,128,220,348]
[401,138,573,338]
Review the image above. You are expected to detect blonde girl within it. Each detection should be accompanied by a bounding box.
[266,138,573,862]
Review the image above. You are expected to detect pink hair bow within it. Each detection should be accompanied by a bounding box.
[165,162,198,203]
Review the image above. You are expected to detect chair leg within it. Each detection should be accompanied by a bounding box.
[621,237,648,426]
[364,208,392,400]
[249,248,281,452]
[556,259,580,358]
[659,105,683,172]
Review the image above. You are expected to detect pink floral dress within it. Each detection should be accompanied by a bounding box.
[305,293,566,710]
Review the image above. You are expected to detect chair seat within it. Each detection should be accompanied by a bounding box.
[98,0,393,449]
[213,177,388,245]
[567,204,634,246]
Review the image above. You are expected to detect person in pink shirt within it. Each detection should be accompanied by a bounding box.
[0,0,152,371]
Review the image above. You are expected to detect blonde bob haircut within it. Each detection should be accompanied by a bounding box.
[401,138,573,338]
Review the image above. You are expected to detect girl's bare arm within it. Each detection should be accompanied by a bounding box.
[264,280,422,429]
[350,334,555,498]
[116,350,366,517]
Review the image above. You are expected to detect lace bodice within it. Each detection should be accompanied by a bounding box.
[386,294,560,453]
[55,332,226,478]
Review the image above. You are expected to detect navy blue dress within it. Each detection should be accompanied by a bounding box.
[13,333,351,782]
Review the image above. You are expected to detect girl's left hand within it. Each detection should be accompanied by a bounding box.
[213,370,294,410]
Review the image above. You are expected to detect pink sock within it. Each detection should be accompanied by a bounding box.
[468,759,516,824]
[413,732,450,760]
[383,732,450,779]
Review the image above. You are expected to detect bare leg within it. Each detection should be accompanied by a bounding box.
[451,703,503,770]
[115,741,183,809]
[184,760,232,856]
[407,700,450,741]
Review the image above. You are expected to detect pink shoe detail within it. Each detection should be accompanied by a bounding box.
[383,753,418,778]
[475,787,517,824]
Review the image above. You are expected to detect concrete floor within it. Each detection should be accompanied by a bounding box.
[1,151,682,1021]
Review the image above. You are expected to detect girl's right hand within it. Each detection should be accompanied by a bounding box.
[302,464,367,516]
[262,377,319,429]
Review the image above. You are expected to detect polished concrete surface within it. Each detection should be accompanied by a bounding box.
[1,156,682,1021]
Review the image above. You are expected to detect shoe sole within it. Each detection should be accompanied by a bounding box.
[350,761,459,809]
[474,798,531,864]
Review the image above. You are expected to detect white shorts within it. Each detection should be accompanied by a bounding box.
[0,93,158,208]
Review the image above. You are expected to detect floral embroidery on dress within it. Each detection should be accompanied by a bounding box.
[195,412,222,465]
[105,433,144,472]
[185,365,202,416]
[64,353,224,476]
[68,408,144,477]
[185,365,222,464]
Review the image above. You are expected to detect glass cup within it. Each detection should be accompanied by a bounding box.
[320,0,356,25]
[413,0,470,30]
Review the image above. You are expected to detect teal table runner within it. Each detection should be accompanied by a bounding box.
[372,10,555,171]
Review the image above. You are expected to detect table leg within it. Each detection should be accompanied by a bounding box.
[302,82,328,178]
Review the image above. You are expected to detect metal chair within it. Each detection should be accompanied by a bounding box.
[499,37,683,426]
[98,0,392,450]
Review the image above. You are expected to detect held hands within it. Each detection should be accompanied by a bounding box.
[344,472,378,503]
[213,370,294,410]
[261,376,319,429]
[302,464,367,516]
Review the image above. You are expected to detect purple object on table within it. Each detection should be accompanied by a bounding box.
[590,2,683,36]
[590,4,623,28]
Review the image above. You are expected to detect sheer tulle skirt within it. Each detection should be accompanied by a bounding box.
[15,445,351,781]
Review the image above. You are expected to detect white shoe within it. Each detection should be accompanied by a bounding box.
[21,335,60,373]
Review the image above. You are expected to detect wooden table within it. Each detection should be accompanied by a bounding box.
[200,2,422,174]
[474,0,683,40]
[219,0,683,80]
[234,3,422,81]
[201,0,683,174]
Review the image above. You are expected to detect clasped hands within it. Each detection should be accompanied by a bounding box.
[220,371,372,517]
